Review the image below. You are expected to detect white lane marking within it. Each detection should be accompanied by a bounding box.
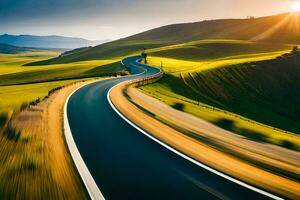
[63,57,147,200]
[64,80,106,200]
[107,60,284,200]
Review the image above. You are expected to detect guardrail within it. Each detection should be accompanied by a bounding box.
[122,59,164,88]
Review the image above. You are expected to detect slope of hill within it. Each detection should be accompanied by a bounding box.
[0,34,108,49]
[30,12,300,65]
[180,51,300,134]
[148,40,288,61]
[0,43,37,54]
[123,13,300,44]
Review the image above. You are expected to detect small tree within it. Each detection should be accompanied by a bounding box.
[292,46,299,53]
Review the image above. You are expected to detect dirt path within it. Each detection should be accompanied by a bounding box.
[110,82,300,200]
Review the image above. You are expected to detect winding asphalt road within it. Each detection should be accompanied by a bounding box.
[67,56,276,200]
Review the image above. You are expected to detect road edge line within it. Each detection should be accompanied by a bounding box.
[64,80,106,200]
[106,61,284,200]
[62,57,146,200]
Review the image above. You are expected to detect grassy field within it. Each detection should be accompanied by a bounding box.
[0,82,90,199]
[0,51,123,113]
[0,80,80,112]
[0,50,126,198]
[140,41,300,150]
[0,53,119,86]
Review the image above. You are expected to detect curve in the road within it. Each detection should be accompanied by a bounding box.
[65,56,283,200]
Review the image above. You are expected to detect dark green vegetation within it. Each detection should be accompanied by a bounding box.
[0,43,37,54]
[60,46,93,57]
[29,13,300,64]
[181,51,300,135]
[148,40,288,61]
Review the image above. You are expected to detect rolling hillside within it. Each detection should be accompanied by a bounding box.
[182,51,300,134]
[30,12,300,65]
[0,43,39,54]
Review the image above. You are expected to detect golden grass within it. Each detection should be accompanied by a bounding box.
[0,80,80,112]
[140,49,300,149]
[140,84,300,148]
[110,82,300,200]
[0,81,90,199]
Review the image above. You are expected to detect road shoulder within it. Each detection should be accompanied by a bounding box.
[109,81,300,200]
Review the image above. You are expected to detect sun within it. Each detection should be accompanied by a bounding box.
[291,1,300,12]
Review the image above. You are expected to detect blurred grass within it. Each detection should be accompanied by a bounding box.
[0,80,79,112]
[140,42,300,150]
[0,86,87,199]
[0,51,125,198]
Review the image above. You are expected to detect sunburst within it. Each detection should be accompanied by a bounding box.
[291,1,300,12]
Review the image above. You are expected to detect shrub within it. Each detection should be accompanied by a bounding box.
[119,70,130,76]
[20,102,29,111]
[35,97,40,104]
[29,101,36,106]
[4,123,22,142]
[292,46,299,53]
[0,112,9,128]
[280,140,297,150]
[171,102,185,111]
[48,86,63,96]
[215,118,235,130]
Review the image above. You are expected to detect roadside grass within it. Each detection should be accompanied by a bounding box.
[181,53,300,135]
[0,83,88,199]
[140,76,300,150]
[0,51,124,198]
[140,43,300,150]
[0,80,82,112]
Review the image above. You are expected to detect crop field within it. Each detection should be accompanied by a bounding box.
[140,40,300,150]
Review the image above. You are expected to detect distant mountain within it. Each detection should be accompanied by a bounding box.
[29,12,300,64]
[0,43,37,54]
[0,34,109,49]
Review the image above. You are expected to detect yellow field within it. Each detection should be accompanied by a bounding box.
[0,52,119,113]
[140,41,298,148]
[147,50,288,75]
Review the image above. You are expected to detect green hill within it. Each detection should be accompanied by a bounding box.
[181,51,300,134]
[148,40,288,61]
[0,43,36,54]
[29,12,300,65]
[123,13,300,43]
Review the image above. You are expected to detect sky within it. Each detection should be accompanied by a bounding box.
[0,0,298,40]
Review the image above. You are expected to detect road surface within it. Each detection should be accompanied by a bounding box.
[66,56,275,200]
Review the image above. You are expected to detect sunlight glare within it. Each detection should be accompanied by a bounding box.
[291,1,300,12]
